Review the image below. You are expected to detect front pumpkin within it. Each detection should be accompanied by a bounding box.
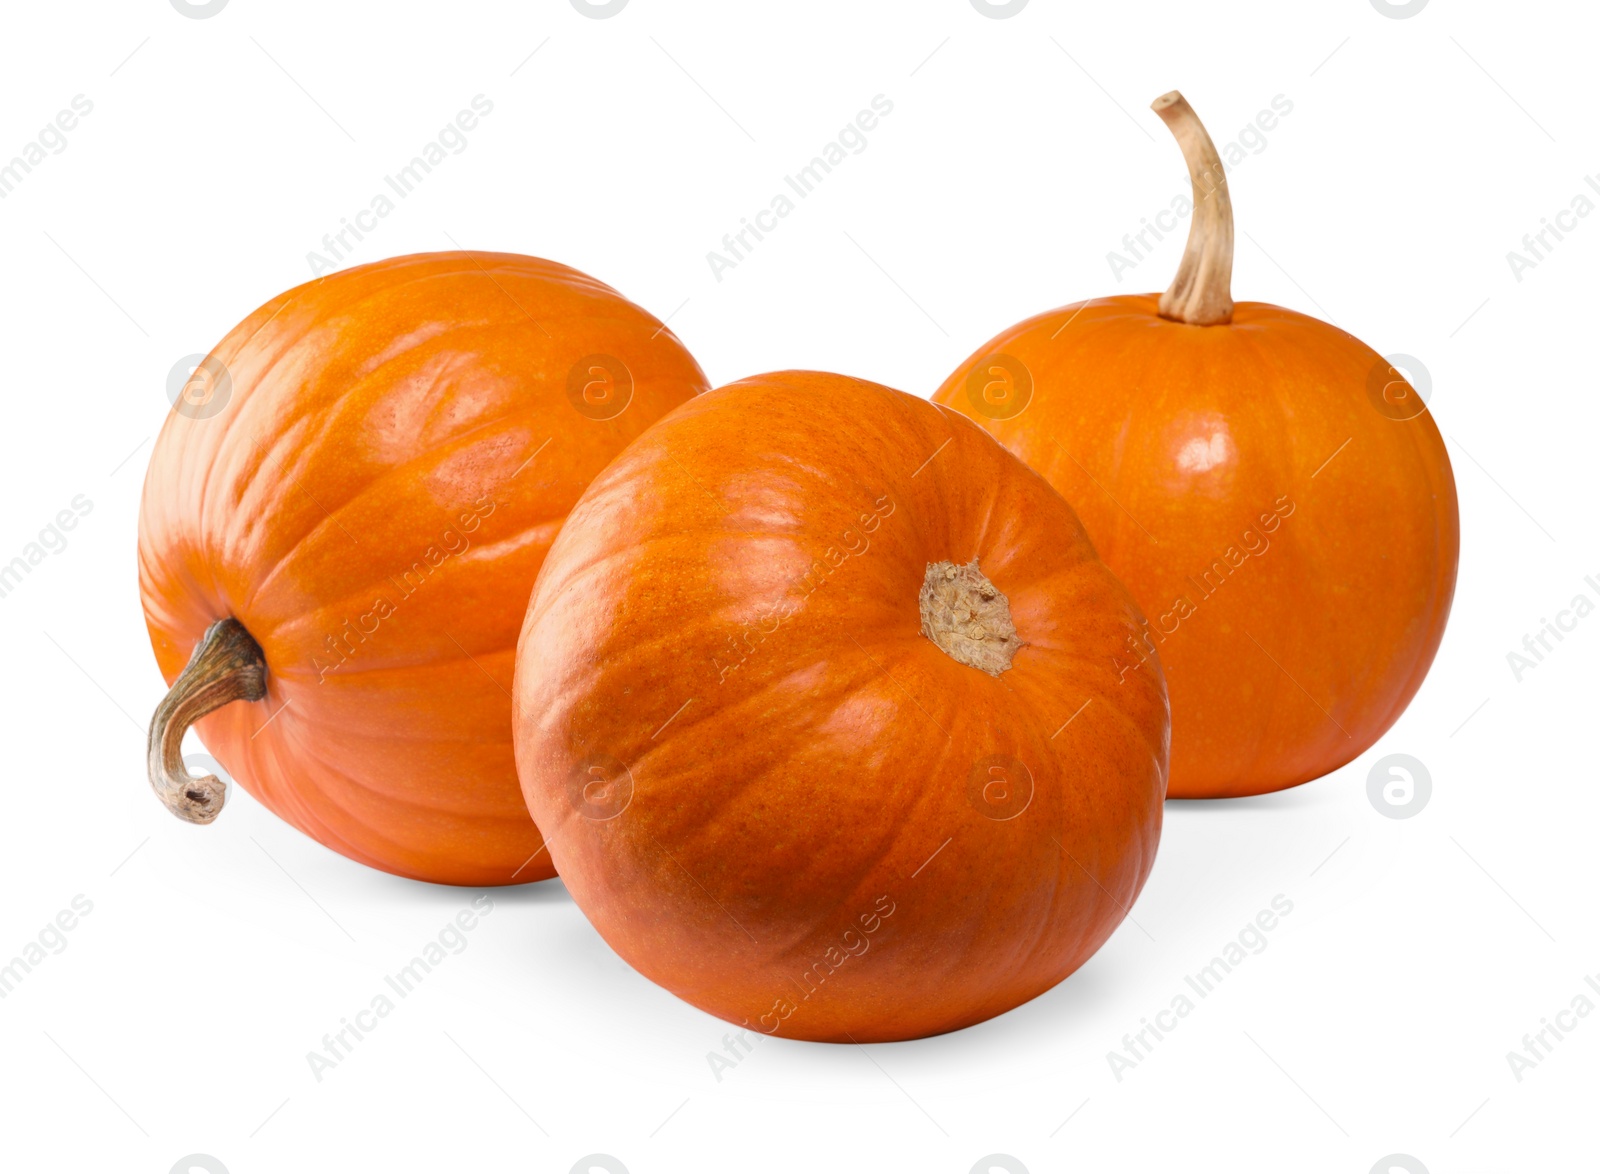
[139,251,708,886]
[513,371,1168,1042]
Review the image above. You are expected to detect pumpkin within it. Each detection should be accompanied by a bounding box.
[934,92,1459,798]
[140,251,708,885]
[512,370,1168,1042]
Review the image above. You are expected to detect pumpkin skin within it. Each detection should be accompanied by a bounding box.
[139,251,708,885]
[934,293,1459,797]
[513,371,1169,1042]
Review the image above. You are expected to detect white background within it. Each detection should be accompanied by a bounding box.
[0,1,1592,1171]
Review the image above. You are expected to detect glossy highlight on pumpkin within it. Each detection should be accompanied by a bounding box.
[139,250,708,884]
[513,370,1169,1041]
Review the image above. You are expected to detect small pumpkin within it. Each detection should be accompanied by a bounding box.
[934,92,1459,799]
[140,251,708,885]
[513,371,1168,1041]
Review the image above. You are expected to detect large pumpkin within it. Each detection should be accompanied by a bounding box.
[934,92,1459,798]
[140,251,708,885]
[513,371,1168,1041]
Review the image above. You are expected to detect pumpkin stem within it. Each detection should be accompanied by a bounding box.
[1153,91,1234,326]
[147,618,267,824]
[919,560,1020,677]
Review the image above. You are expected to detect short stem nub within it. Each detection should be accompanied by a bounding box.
[920,560,1020,676]
[147,618,267,824]
[1153,90,1235,326]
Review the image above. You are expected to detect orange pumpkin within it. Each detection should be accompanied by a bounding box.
[140,251,708,885]
[935,92,1459,798]
[513,371,1168,1041]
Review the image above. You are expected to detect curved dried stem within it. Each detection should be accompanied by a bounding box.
[147,618,266,824]
[1153,90,1234,326]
